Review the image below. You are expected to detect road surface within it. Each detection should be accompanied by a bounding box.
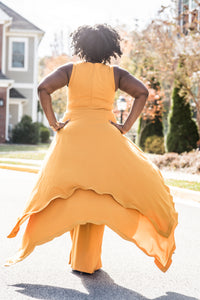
[0,169,199,300]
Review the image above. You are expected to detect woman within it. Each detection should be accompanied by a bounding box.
[5,24,178,273]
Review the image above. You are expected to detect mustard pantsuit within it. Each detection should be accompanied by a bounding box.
[5,62,178,273]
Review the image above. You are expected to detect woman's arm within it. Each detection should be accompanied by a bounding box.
[111,66,149,134]
[37,63,73,131]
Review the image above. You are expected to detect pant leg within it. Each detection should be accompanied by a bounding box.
[69,223,105,274]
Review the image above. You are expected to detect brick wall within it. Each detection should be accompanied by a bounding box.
[0,87,7,143]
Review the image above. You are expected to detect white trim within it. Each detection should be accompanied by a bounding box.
[32,35,38,122]
[18,102,23,122]
[8,37,29,72]
[6,31,44,44]
[5,88,10,140]
[8,30,44,36]
[13,83,34,89]
[2,24,5,73]
[6,31,44,41]
[9,98,27,104]
[7,32,38,38]
[2,21,12,73]
[0,79,14,87]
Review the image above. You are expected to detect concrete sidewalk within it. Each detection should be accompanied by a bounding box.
[0,158,200,203]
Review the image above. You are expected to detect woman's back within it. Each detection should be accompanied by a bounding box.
[67,62,115,111]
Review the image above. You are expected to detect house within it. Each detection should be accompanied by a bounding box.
[0,1,44,143]
[177,0,200,34]
[176,0,200,130]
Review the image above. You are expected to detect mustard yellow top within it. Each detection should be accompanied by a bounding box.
[67,62,115,111]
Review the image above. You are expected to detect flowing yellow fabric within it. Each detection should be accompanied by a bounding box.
[5,62,178,273]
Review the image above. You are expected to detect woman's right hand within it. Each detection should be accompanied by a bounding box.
[50,119,70,132]
[109,120,128,134]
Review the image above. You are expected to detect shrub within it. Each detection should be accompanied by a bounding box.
[12,115,39,144]
[138,116,164,150]
[34,122,51,143]
[167,84,199,153]
[144,135,165,154]
[40,127,50,143]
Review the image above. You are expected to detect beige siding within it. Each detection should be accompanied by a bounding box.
[9,103,18,127]
[17,88,35,117]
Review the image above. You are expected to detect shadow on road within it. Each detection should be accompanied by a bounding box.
[9,269,198,300]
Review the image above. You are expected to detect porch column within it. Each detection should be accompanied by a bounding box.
[0,87,7,143]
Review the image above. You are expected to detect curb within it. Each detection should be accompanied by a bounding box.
[169,186,200,203]
[0,164,199,203]
[0,164,39,174]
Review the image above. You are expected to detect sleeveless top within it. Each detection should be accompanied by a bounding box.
[67,61,116,111]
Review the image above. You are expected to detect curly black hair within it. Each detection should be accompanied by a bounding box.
[70,24,122,64]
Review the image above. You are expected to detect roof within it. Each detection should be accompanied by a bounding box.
[0,6,11,21]
[0,71,10,80]
[9,88,26,99]
[0,1,44,33]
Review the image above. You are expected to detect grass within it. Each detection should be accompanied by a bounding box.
[0,143,50,152]
[165,179,200,192]
[0,143,49,160]
[0,160,40,167]
[0,152,47,160]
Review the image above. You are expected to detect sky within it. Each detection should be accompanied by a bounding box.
[3,0,172,57]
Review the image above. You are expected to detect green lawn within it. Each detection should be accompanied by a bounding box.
[0,160,40,167]
[0,143,49,160]
[0,152,47,160]
[0,143,50,152]
[165,179,200,192]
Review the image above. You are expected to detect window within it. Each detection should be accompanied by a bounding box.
[180,0,200,33]
[9,38,28,71]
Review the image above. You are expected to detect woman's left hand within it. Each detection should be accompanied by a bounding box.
[50,119,70,132]
[109,120,127,134]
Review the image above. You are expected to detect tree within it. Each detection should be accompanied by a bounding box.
[137,79,164,149]
[119,2,200,136]
[166,83,199,153]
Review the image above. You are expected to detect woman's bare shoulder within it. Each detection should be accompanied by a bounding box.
[112,65,131,91]
[113,65,148,97]
[57,63,73,85]
[113,65,130,75]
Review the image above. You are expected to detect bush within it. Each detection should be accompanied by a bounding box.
[34,122,50,143]
[40,127,50,143]
[144,135,165,154]
[138,116,164,150]
[167,84,199,153]
[12,115,39,144]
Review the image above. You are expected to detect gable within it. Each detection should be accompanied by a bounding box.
[0,1,44,33]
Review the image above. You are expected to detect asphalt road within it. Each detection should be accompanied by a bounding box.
[0,169,200,300]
